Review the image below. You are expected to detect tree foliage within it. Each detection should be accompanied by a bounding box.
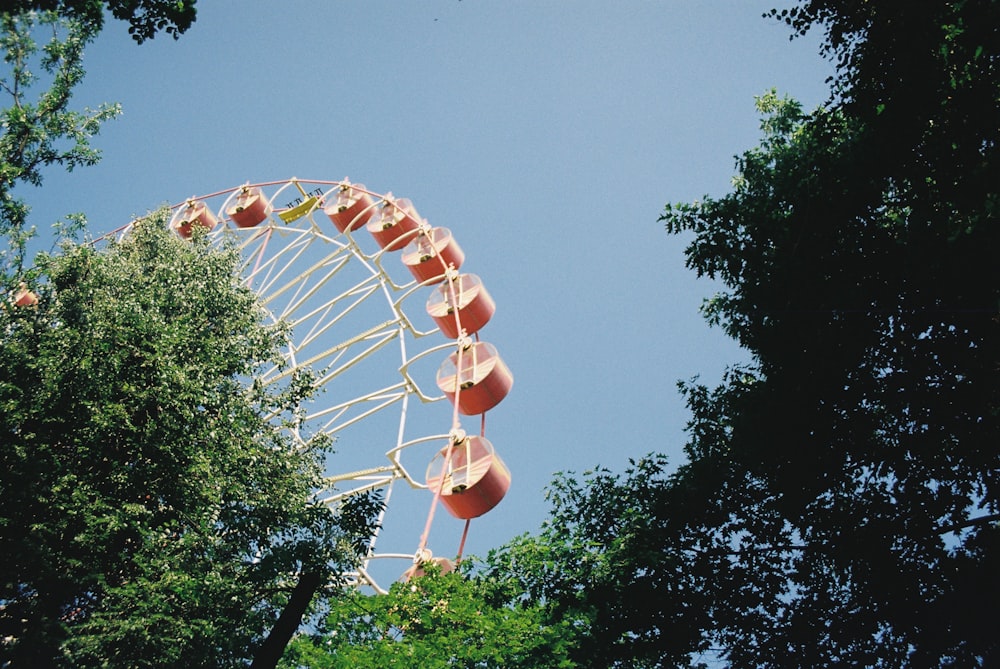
[0,4,367,667]
[0,215,377,668]
[484,1,1000,666]
[766,0,1000,255]
[0,9,120,278]
[486,456,723,669]
[280,564,575,669]
[5,1,197,43]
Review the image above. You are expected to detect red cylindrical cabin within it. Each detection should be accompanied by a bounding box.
[425,436,511,519]
[226,186,271,228]
[325,182,375,233]
[436,341,513,415]
[366,197,421,251]
[401,227,465,284]
[13,283,37,307]
[171,201,218,238]
[426,274,496,339]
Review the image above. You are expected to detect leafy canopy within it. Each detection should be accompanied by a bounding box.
[0,214,377,668]
[4,1,197,43]
[281,564,575,669]
[0,9,120,278]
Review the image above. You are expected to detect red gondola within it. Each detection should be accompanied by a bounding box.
[401,227,465,284]
[13,283,37,307]
[226,186,271,228]
[172,200,218,238]
[325,182,376,233]
[436,341,513,415]
[426,273,495,339]
[366,197,421,251]
[425,435,511,519]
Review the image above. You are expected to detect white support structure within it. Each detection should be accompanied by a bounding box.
[145,178,506,594]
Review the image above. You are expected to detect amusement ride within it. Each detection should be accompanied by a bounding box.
[70,177,514,594]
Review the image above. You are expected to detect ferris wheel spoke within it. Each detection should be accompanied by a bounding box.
[232,226,312,280]
[281,321,401,388]
[252,239,351,310]
[289,276,386,350]
[318,470,401,504]
[308,381,409,433]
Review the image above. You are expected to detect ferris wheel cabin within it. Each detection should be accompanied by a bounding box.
[226,186,272,228]
[367,196,421,250]
[426,435,511,520]
[436,341,513,415]
[171,200,218,238]
[325,182,376,233]
[425,273,496,339]
[401,227,465,284]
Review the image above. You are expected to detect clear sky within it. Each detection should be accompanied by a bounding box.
[24,1,834,585]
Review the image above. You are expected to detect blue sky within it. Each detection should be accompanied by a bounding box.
[23,1,833,586]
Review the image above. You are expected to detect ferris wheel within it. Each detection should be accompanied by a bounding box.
[158,177,513,593]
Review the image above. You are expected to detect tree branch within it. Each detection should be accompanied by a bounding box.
[938,513,1000,535]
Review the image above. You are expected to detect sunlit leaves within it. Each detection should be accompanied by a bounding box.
[282,566,574,669]
[0,215,377,667]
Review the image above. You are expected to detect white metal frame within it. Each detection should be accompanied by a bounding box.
[168,178,472,593]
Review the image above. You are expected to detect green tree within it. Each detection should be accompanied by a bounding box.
[486,457,717,669]
[0,214,378,668]
[0,9,121,279]
[486,0,1000,666]
[5,1,197,43]
[0,0,199,285]
[280,564,575,669]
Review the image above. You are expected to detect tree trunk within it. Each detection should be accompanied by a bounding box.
[250,570,324,669]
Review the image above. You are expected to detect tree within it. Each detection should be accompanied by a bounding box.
[0,0,199,284]
[279,563,575,669]
[0,9,121,279]
[4,1,197,43]
[0,214,378,668]
[485,0,1000,665]
[486,457,720,669]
